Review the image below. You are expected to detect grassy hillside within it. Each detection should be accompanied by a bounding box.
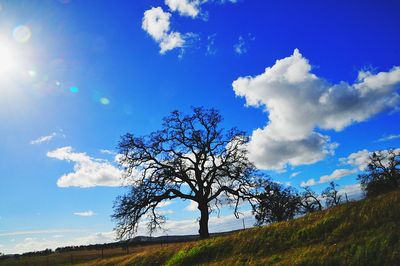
[77,190,400,266]
[2,191,399,266]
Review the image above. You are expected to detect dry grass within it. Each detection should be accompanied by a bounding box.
[2,191,400,266]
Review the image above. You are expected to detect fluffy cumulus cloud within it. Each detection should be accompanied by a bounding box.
[165,0,200,18]
[341,149,371,171]
[301,168,356,187]
[232,49,400,170]
[47,146,122,188]
[142,1,239,54]
[142,7,185,54]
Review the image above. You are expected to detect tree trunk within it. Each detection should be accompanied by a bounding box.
[198,202,210,238]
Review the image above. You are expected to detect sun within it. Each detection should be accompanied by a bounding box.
[0,38,20,77]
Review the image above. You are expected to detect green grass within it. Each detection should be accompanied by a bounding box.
[2,191,400,266]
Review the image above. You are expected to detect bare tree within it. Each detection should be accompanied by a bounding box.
[322,182,341,208]
[299,186,322,214]
[254,181,301,225]
[112,107,261,239]
[358,149,400,197]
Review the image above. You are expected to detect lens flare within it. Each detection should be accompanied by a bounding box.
[100,97,110,105]
[13,25,32,43]
[70,86,79,93]
[28,70,36,77]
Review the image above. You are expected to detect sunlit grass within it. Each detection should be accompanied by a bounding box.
[1,191,399,265]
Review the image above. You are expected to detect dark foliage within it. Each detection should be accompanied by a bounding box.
[113,107,262,239]
[253,181,301,225]
[358,149,400,197]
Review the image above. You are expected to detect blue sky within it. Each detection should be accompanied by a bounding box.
[0,0,400,254]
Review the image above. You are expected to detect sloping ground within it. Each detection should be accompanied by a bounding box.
[79,191,400,266]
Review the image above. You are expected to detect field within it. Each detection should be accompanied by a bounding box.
[1,190,400,266]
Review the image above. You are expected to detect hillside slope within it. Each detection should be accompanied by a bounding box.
[80,191,400,265]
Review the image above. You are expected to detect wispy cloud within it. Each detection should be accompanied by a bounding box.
[2,231,116,254]
[185,200,197,211]
[234,36,246,54]
[0,229,81,237]
[300,168,356,187]
[99,149,116,155]
[73,210,96,217]
[233,33,255,55]
[290,171,301,178]
[377,134,400,142]
[30,132,56,145]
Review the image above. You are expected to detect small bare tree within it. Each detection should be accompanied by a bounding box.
[113,107,261,239]
[299,186,322,214]
[322,182,341,208]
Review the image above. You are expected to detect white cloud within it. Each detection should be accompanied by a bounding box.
[341,148,400,171]
[159,32,185,54]
[30,132,56,144]
[141,1,239,54]
[73,210,96,217]
[159,210,254,235]
[99,149,116,155]
[300,178,317,187]
[1,211,253,254]
[232,49,400,170]
[318,168,357,184]
[234,36,246,54]
[233,34,255,55]
[290,171,301,178]
[165,0,200,18]
[338,183,363,200]
[206,33,217,55]
[301,168,356,187]
[47,146,123,188]
[142,7,185,54]
[0,229,80,237]
[3,231,116,254]
[378,134,400,142]
[185,200,197,211]
[341,149,371,171]
[157,200,174,208]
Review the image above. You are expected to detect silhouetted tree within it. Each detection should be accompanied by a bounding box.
[254,181,301,225]
[113,107,262,239]
[358,149,400,197]
[299,186,322,214]
[322,182,341,207]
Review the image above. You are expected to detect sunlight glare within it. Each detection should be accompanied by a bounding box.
[0,40,20,76]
